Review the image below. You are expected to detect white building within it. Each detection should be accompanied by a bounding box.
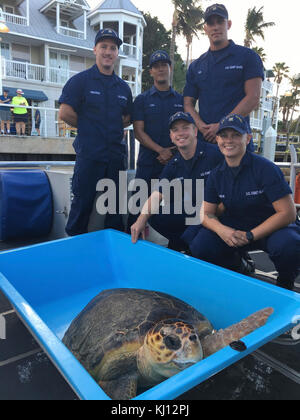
[0,0,146,136]
[250,70,279,150]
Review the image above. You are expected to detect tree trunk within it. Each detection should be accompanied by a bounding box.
[186,42,191,68]
[284,107,296,161]
[170,10,178,86]
[271,83,280,126]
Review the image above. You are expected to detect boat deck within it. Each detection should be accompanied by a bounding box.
[0,239,299,400]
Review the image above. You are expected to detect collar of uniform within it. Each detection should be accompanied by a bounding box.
[174,139,205,166]
[91,64,119,84]
[220,150,252,172]
[206,40,236,63]
[149,85,176,96]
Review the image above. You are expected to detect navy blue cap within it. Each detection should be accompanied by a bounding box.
[217,114,249,135]
[169,112,195,129]
[204,4,228,22]
[95,28,123,48]
[149,50,171,68]
[3,88,9,93]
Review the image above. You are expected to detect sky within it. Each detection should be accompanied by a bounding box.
[88,0,300,96]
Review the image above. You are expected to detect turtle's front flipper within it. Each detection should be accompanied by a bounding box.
[99,374,138,400]
[202,307,274,358]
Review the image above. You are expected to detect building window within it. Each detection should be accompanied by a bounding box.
[1,42,10,60]
[4,5,15,15]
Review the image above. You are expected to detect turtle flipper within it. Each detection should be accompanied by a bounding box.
[202,307,274,358]
[99,374,138,400]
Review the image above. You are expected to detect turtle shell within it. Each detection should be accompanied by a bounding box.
[62,288,213,381]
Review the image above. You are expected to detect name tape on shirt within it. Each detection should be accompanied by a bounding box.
[225,65,243,70]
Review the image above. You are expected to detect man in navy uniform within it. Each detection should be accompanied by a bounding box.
[127,51,184,230]
[183,114,300,290]
[184,4,264,150]
[59,29,133,236]
[131,112,223,250]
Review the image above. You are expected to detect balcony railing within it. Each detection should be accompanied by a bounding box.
[250,117,263,131]
[3,12,27,26]
[49,67,78,85]
[4,60,46,82]
[57,26,85,40]
[3,59,140,94]
[3,59,78,85]
[121,43,138,59]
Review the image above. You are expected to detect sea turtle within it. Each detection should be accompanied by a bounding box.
[62,288,273,400]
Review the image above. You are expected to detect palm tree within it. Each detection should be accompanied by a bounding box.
[176,5,204,67]
[252,47,266,63]
[244,6,275,48]
[272,62,290,125]
[280,74,300,158]
[170,0,203,84]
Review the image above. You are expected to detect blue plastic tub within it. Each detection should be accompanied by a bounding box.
[0,230,299,400]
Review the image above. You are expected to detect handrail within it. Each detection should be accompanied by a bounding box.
[0,162,75,168]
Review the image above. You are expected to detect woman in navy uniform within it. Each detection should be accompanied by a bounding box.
[183,114,300,290]
[59,29,133,235]
[131,112,223,250]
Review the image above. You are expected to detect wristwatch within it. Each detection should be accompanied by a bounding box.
[246,231,254,243]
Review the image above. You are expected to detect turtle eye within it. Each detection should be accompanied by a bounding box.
[189,335,198,342]
[160,330,166,337]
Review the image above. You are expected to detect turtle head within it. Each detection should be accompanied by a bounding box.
[138,319,203,381]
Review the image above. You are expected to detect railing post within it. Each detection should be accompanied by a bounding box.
[44,108,47,138]
[289,144,297,196]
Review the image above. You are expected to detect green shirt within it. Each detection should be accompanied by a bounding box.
[11,96,28,114]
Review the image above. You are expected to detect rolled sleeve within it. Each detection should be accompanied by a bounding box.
[58,74,84,112]
[183,65,199,99]
[133,94,145,122]
[204,172,221,204]
[244,49,265,82]
[262,165,292,203]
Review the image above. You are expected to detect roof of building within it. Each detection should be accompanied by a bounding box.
[6,0,143,50]
[6,0,95,49]
[95,0,142,15]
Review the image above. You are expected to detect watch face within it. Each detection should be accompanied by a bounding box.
[246,232,253,242]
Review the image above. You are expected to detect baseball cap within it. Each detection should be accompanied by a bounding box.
[204,4,228,22]
[16,89,24,95]
[169,112,195,129]
[149,50,172,68]
[216,114,249,135]
[94,28,123,48]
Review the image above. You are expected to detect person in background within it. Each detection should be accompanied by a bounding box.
[184,4,264,151]
[34,108,41,136]
[11,89,29,136]
[0,89,12,135]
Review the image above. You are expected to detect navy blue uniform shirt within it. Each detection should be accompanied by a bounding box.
[205,152,292,231]
[59,64,133,162]
[0,95,11,111]
[133,86,183,166]
[184,40,264,129]
[158,139,223,206]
